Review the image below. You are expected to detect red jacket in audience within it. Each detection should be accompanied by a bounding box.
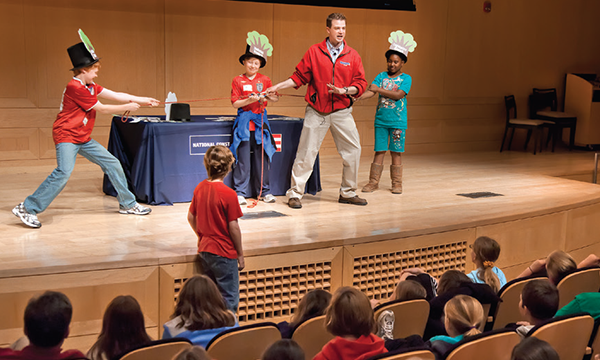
[0,345,86,360]
[313,334,387,360]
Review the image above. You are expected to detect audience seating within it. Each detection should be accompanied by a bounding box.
[501,95,547,154]
[585,318,600,360]
[374,299,430,339]
[492,276,546,330]
[556,267,600,308]
[205,322,281,360]
[291,315,334,360]
[443,328,520,360]
[366,347,435,360]
[527,313,594,360]
[117,338,192,360]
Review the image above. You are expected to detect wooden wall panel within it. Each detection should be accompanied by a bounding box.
[2,0,600,164]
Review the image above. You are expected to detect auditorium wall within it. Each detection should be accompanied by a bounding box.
[1,0,600,165]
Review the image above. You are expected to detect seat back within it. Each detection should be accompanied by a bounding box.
[528,313,594,360]
[445,330,520,360]
[556,267,600,308]
[367,349,436,360]
[374,299,430,339]
[291,315,334,360]
[532,88,558,111]
[206,322,281,360]
[493,277,544,330]
[589,318,600,360]
[504,95,517,121]
[118,338,192,360]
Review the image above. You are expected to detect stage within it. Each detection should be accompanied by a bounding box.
[2,150,600,350]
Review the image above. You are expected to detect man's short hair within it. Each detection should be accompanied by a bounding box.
[326,13,346,28]
[522,280,559,321]
[24,291,73,348]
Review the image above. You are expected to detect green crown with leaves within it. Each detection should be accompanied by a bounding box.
[78,29,99,60]
[388,30,417,56]
[246,31,273,60]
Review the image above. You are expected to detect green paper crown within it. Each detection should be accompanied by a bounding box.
[388,30,417,56]
[246,31,273,58]
[78,29,98,60]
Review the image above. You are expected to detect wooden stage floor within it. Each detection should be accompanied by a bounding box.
[2,149,600,279]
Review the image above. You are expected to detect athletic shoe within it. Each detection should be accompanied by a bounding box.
[377,310,395,340]
[238,196,247,205]
[12,203,41,228]
[119,203,152,215]
[262,194,276,203]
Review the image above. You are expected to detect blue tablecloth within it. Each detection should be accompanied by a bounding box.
[103,115,321,205]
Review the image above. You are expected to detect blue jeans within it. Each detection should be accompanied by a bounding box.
[198,252,239,312]
[24,140,136,214]
[233,131,271,198]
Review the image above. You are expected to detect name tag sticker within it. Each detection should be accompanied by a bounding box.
[340,61,350,66]
[243,85,253,92]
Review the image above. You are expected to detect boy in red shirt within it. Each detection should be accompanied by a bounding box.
[230,31,278,205]
[12,29,158,228]
[187,145,244,312]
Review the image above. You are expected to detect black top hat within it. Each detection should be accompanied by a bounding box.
[239,45,266,68]
[67,42,100,71]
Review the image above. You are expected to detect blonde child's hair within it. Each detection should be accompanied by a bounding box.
[392,280,427,301]
[472,236,501,292]
[203,145,234,180]
[444,295,484,338]
[546,250,577,285]
[73,62,101,76]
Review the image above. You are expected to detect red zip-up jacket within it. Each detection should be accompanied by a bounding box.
[290,39,367,114]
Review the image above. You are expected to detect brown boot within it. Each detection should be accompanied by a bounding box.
[390,164,403,194]
[362,163,384,192]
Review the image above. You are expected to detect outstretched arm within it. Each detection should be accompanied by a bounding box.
[266,78,296,95]
[99,89,159,106]
[92,101,140,114]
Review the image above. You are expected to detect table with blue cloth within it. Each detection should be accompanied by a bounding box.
[103,115,321,205]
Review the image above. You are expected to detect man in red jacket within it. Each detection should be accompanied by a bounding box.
[267,13,368,209]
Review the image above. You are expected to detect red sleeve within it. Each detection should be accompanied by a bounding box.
[189,190,197,216]
[66,82,99,111]
[290,48,313,89]
[224,189,243,222]
[351,52,367,96]
[231,77,243,104]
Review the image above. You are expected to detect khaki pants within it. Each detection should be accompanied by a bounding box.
[286,105,361,199]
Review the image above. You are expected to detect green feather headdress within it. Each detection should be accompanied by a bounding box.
[388,30,417,56]
[78,29,99,60]
[246,31,273,59]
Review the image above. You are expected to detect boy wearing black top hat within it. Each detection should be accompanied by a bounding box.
[230,31,278,205]
[12,29,159,228]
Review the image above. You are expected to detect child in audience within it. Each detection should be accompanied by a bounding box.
[555,291,600,319]
[466,236,506,292]
[162,275,238,347]
[514,280,558,337]
[373,280,427,340]
[172,346,212,360]
[0,291,86,359]
[277,289,332,338]
[87,295,152,360]
[188,145,244,312]
[511,337,559,360]
[428,295,484,359]
[314,287,387,360]
[518,250,600,285]
[261,339,305,360]
[437,270,470,296]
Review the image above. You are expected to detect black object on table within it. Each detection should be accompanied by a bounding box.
[103,115,321,205]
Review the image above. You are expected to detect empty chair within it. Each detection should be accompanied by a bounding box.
[501,95,546,154]
[556,267,600,308]
[443,328,520,360]
[374,299,430,339]
[117,338,192,360]
[205,322,281,360]
[527,313,594,360]
[291,315,334,360]
[530,88,577,151]
[366,347,435,360]
[493,277,546,330]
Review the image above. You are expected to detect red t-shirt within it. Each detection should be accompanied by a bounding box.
[0,345,87,360]
[231,73,272,131]
[313,334,387,360]
[189,180,243,259]
[52,78,104,145]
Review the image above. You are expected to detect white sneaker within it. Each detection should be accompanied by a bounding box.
[377,310,395,340]
[119,203,152,215]
[12,203,41,228]
[262,194,276,203]
[238,196,247,205]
